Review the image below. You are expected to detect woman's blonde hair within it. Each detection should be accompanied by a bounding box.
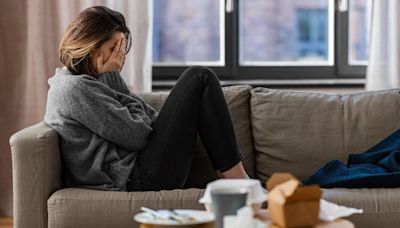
[59,6,132,75]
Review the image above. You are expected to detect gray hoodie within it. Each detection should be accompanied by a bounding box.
[44,68,158,191]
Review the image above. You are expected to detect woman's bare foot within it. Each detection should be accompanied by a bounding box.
[220,162,249,179]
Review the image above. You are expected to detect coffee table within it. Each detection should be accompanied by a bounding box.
[139,209,354,228]
[256,210,354,228]
[140,222,214,228]
[140,220,353,228]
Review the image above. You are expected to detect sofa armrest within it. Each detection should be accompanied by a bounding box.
[10,122,62,228]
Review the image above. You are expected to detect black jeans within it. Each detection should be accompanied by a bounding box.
[127,66,242,191]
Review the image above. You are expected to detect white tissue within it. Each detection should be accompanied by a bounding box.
[319,199,363,222]
[223,206,266,228]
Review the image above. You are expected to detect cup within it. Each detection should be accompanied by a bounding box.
[211,188,248,228]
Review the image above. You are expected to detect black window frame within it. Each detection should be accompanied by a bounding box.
[153,0,366,83]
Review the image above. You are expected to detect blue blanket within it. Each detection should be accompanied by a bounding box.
[305,129,400,188]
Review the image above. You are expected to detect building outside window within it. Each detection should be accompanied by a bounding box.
[153,0,223,65]
[240,1,332,66]
[349,0,369,64]
[296,9,328,61]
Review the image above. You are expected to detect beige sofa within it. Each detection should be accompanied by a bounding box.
[10,85,400,228]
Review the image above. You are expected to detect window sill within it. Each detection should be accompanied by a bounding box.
[153,78,365,90]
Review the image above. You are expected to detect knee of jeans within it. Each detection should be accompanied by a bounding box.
[182,66,218,83]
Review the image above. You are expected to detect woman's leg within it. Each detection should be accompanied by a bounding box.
[128,66,246,191]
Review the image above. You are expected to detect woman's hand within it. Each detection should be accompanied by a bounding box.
[96,38,126,74]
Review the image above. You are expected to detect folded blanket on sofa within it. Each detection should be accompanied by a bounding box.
[305,129,400,188]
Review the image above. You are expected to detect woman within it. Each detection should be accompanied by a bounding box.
[45,6,248,191]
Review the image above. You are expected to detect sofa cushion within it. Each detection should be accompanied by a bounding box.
[221,85,254,178]
[141,85,254,187]
[48,188,204,228]
[322,188,400,228]
[251,88,400,183]
[343,90,400,157]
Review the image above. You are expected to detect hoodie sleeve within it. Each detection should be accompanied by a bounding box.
[67,78,153,151]
[97,71,131,95]
[97,71,159,123]
[130,93,159,124]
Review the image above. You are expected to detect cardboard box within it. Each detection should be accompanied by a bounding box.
[267,173,321,227]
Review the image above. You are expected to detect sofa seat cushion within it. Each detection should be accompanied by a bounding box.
[48,188,205,228]
[141,85,254,188]
[251,88,400,183]
[322,188,400,228]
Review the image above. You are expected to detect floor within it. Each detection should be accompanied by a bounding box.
[0,217,12,228]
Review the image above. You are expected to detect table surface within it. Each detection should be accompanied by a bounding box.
[139,210,355,228]
[140,222,214,228]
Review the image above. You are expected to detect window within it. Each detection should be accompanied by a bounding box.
[153,0,369,83]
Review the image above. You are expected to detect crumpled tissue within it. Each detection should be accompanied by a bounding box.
[319,199,363,222]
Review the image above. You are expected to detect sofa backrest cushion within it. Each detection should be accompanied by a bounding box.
[250,88,400,183]
[141,85,254,188]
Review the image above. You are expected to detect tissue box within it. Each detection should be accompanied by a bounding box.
[267,173,321,227]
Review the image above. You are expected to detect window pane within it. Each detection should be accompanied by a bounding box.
[349,0,370,65]
[240,0,333,66]
[153,0,223,66]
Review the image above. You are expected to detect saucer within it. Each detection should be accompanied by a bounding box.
[134,209,214,226]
